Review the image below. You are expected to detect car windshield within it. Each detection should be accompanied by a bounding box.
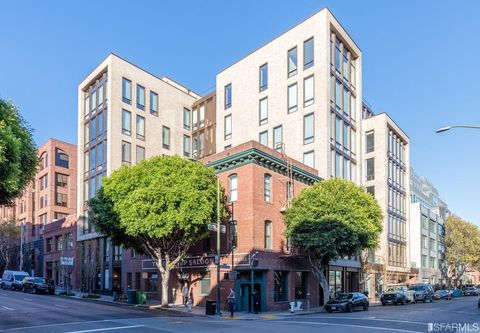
[334,293,353,301]
[386,288,400,292]
[34,278,46,283]
[409,285,426,291]
[14,275,27,281]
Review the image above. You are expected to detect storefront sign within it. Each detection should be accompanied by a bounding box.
[60,257,74,266]
[142,255,217,270]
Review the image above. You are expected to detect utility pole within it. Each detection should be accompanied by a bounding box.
[215,179,221,315]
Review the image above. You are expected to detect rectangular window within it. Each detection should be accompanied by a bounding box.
[366,131,374,153]
[430,257,436,269]
[200,271,211,296]
[56,173,68,188]
[136,115,145,140]
[304,75,314,107]
[224,115,232,140]
[303,113,314,144]
[366,158,374,181]
[199,105,205,128]
[343,50,349,80]
[224,83,232,109]
[303,151,314,168]
[122,78,131,104]
[265,221,272,250]
[198,132,205,157]
[264,175,271,203]
[122,141,131,165]
[421,254,428,268]
[162,126,170,149]
[294,272,307,299]
[183,135,191,157]
[182,108,191,130]
[98,112,104,136]
[54,212,68,220]
[136,85,145,110]
[228,174,238,202]
[288,83,298,113]
[422,235,428,249]
[56,193,68,207]
[55,236,63,251]
[274,271,288,302]
[335,80,342,110]
[343,89,349,116]
[366,186,375,197]
[97,142,103,167]
[90,89,96,113]
[335,116,342,144]
[259,97,268,125]
[335,153,341,177]
[90,116,97,142]
[259,130,268,146]
[343,158,349,180]
[192,138,198,158]
[288,47,297,77]
[122,109,131,135]
[335,40,341,72]
[259,63,268,91]
[273,125,283,152]
[150,91,158,115]
[303,38,314,69]
[90,147,96,171]
[136,145,145,163]
[192,108,198,130]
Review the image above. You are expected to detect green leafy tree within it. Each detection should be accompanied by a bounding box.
[89,155,226,306]
[284,178,383,305]
[0,219,21,271]
[0,99,38,205]
[443,215,480,287]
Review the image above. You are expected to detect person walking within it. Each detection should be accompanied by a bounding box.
[112,281,120,302]
[252,290,260,314]
[227,288,236,317]
[182,285,189,306]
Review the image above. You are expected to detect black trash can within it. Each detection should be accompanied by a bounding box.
[127,290,137,304]
[205,300,216,315]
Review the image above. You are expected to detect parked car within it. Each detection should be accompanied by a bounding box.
[383,285,415,304]
[21,277,55,295]
[325,292,369,313]
[409,284,434,303]
[463,287,478,296]
[0,278,4,289]
[381,288,407,305]
[433,289,453,300]
[1,270,30,291]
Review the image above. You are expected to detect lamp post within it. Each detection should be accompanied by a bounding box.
[436,125,480,133]
[19,222,25,271]
[216,179,221,316]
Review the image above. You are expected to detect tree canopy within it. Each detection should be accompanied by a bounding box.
[0,219,21,271]
[443,215,480,287]
[89,155,226,305]
[0,99,38,205]
[284,178,383,303]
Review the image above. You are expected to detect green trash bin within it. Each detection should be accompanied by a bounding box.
[136,291,147,305]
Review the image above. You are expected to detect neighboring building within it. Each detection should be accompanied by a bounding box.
[43,215,77,290]
[191,92,216,159]
[215,8,362,183]
[464,268,480,285]
[76,53,200,293]
[0,138,77,277]
[362,108,412,297]
[410,203,445,284]
[409,168,448,285]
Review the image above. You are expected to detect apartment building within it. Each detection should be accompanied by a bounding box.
[191,92,216,159]
[215,8,362,183]
[409,168,448,285]
[77,53,199,292]
[362,108,411,296]
[0,138,77,276]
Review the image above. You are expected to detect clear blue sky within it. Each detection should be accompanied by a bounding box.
[1,0,479,224]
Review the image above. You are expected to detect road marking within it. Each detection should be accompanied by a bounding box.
[282,320,424,333]
[303,316,427,325]
[64,325,144,333]
[1,306,14,310]
[23,298,32,301]
[54,303,69,308]
[1,319,111,331]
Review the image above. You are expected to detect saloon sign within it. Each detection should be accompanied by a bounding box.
[142,255,216,270]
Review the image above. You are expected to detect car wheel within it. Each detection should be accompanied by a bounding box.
[401,298,406,305]
[422,296,426,303]
[22,287,26,293]
[326,309,333,313]
[394,301,398,305]
[363,304,369,311]
[33,287,37,294]
[382,302,386,306]
[346,304,353,313]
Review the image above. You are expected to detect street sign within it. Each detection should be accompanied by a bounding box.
[60,257,74,266]
[208,224,226,234]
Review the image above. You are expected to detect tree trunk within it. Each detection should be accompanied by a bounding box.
[158,258,170,307]
[309,257,329,306]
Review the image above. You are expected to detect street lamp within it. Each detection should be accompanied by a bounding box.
[436,125,480,133]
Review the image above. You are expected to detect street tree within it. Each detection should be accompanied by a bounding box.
[284,178,383,304]
[88,155,226,306]
[0,219,21,271]
[443,215,480,287]
[0,99,38,205]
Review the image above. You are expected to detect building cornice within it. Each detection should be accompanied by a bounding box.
[206,147,321,185]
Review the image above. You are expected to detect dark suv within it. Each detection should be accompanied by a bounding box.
[22,277,55,295]
[409,284,434,303]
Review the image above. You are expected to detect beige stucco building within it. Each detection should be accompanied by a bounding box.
[362,108,412,297]
[76,53,199,290]
[215,8,362,183]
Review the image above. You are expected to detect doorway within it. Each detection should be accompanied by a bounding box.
[240,283,261,312]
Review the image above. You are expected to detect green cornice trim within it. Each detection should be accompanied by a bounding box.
[206,147,322,185]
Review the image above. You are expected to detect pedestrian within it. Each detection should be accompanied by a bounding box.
[182,285,189,306]
[227,288,236,317]
[252,290,260,314]
[112,281,120,302]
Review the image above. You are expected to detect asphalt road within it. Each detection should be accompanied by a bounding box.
[1,289,479,333]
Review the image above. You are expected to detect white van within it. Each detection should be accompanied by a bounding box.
[1,270,30,291]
